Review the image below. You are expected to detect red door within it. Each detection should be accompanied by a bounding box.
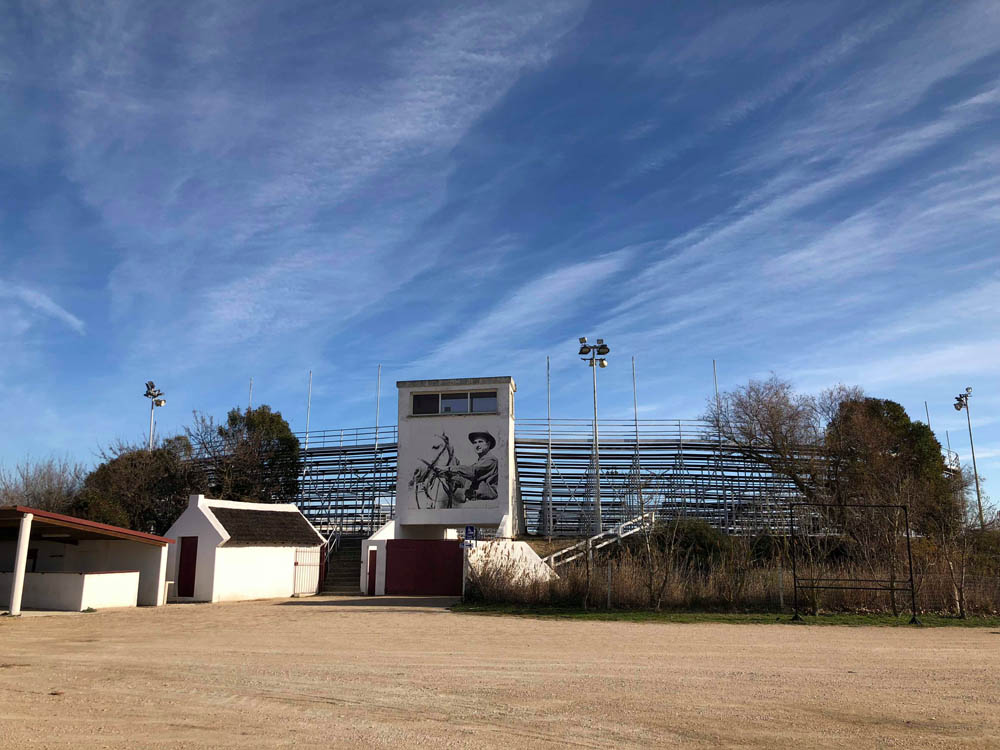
[178,536,198,597]
[318,542,328,592]
[384,540,462,596]
[367,549,377,596]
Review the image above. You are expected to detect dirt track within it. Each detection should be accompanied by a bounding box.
[1,597,999,748]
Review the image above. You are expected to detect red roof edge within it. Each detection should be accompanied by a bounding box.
[2,505,175,545]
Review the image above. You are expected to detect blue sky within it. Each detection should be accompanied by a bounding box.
[2,1,999,500]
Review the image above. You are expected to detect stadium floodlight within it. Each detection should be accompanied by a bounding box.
[953,387,984,529]
[145,380,167,451]
[578,336,611,534]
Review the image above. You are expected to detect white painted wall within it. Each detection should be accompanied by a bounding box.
[0,571,84,610]
[80,572,140,609]
[52,540,167,606]
[212,545,299,602]
[0,571,140,611]
[361,520,410,595]
[164,495,226,601]
[468,540,555,586]
[1,538,167,607]
[164,495,323,602]
[360,539,387,595]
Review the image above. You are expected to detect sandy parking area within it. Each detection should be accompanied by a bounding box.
[1,597,999,749]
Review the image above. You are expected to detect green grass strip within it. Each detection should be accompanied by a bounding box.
[451,603,1000,627]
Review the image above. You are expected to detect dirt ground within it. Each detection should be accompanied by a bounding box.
[2,597,999,749]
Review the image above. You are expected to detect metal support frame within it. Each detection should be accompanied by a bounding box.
[788,502,920,625]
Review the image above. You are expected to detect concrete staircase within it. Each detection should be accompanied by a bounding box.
[322,537,363,595]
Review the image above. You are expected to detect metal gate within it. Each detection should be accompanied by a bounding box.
[293,547,321,597]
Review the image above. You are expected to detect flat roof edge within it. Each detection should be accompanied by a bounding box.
[1,505,174,545]
[396,376,515,389]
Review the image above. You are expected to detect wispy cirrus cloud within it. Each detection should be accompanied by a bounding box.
[416,249,634,371]
[2,1,1000,487]
[0,281,85,334]
[11,0,589,371]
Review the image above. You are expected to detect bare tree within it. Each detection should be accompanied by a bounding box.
[929,466,988,618]
[704,375,861,503]
[0,456,87,512]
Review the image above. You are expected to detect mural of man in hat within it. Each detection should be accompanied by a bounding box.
[443,431,499,502]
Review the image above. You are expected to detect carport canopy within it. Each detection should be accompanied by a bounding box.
[0,505,173,616]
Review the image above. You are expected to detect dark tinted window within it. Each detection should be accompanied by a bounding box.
[471,391,497,413]
[413,394,439,415]
[440,393,469,413]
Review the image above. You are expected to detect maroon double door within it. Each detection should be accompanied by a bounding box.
[384,540,462,596]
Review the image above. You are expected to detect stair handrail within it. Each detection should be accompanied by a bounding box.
[543,511,655,569]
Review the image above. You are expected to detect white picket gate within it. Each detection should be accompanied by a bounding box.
[293,547,321,596]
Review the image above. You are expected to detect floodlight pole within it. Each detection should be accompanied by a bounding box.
[148,398,156,451]
[578,337,609,535]
[591,355,602,535]
[965,401,984,530]
[144,381,165,452]
[955,390,984,530]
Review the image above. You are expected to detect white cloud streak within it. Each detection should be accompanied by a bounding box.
[418,250,634,369]
[0,281,85,334]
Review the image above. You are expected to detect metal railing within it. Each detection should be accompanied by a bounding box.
[296,425,398,450]
[515,418,710,443]
[543,511,656,568]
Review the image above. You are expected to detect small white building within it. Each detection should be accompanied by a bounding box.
[165,495,325,603]
[1,505,171,614]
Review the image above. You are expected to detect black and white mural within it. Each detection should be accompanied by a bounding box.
[408,430,500,509]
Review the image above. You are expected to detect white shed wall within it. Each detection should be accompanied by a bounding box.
[0,571,84,610]
[164,497,226,601]
[80,572,140,609]
[0,538,167,607]
[56,541,166,606]
[0,571,140,611]
[164,495,324,603]
[212,545,299,602]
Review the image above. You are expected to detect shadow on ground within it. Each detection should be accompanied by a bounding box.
[277,596,460,609]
